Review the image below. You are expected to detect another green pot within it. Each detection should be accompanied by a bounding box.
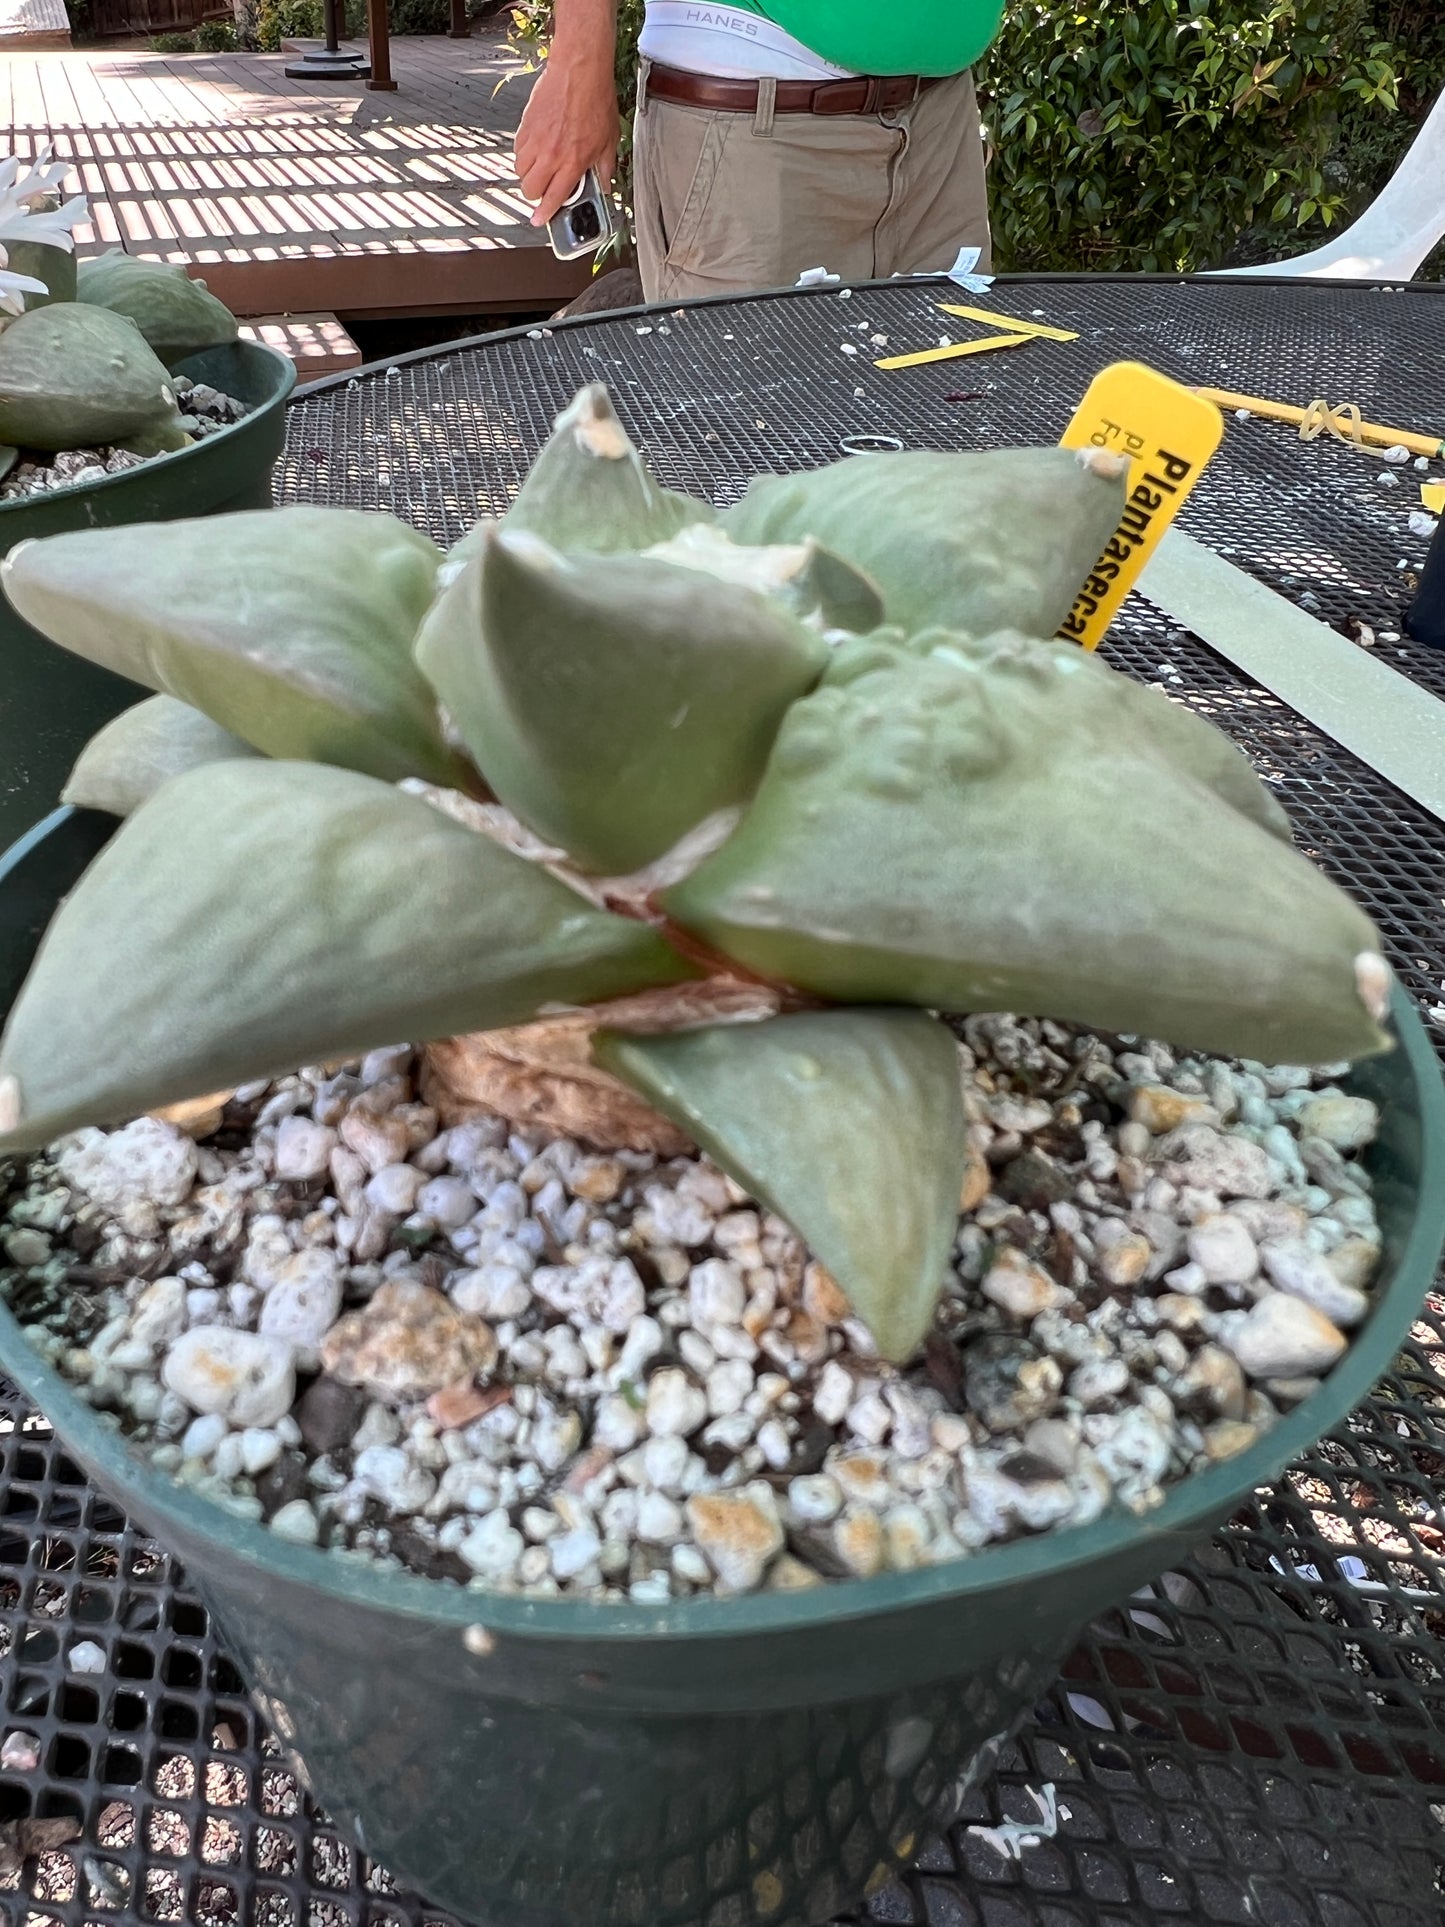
[0,341,296,847]
[2,807,1443,1927]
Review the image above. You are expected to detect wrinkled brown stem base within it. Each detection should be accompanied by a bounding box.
[420,978,788,1156]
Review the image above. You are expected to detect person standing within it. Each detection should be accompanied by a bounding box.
[515,2,1004,302]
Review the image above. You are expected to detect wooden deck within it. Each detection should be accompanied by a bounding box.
[2,31,588,318]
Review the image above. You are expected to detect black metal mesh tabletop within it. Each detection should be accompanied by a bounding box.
[4,277,1445,1927]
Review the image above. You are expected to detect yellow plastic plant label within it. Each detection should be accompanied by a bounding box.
[1422,482,1445,515]
[1057,361,1224,650]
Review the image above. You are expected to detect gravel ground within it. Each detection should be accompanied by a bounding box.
[0,1017,1383,1601]
[0,378,249,501]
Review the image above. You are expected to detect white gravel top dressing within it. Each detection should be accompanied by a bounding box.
[0,1016,1382,1601]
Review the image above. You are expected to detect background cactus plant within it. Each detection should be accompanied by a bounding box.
[0,145,238,463]
[0,384,1394,1361]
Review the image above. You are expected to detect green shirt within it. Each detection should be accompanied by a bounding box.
[729,1,1004,76]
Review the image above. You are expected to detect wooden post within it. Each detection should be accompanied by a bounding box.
[449,0,471,36]
[364,0,398,89]
[367,0,397,90]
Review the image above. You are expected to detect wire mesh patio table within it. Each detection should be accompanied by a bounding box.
[3,274,1445,1927]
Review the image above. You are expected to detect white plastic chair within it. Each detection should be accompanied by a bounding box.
[1217,87,1445,281]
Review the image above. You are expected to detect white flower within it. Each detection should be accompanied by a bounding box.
[0,144,88,254]
[0,144,89,315]
[0,257,52,317]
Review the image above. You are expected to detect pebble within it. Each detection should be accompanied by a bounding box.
[59,1118,198,1212]
[1175,1345,1248,1421]
[689,1258,747,1327]
[353,1444,436,1513]
[68,1641,107,1674]
[813,1359,854,1426]
[1327,1237,1381,1291]
[1259,1239,1370,1328]
[687,1487,784,1592]
[182,1412,229,1460]
[1186,1215,1258,1285]
[460,1509,525,1579]
[257,1248,344,1350]
[1296,1094,1379,1152]
[274,1117,337,1181]
[162,1327,296,1426]
[130,1277,188,1350]
[293,1376,366,1456]
[1129,1086,1215,1134]
[981,1250,1068,1318]
[321,1280,497,1399]
[788,1474,843,1523]
[269,1499,321,1543]
[416,1176,478,1228]
[1167,1128,1275,1199]
[338,1110,411,1175]
[646,1368,708,1437]
[550,1524,603,1581]
[452,1261,532,1321]
[834,1508,886,1577]
[1,1730,40,1771]
[636,1491,685,1544]
[1097,1233,1152,1288]
[1222,1294,1348,1378]
[366,1163,427,1215]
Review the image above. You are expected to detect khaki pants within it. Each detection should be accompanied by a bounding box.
[632,64,990,303]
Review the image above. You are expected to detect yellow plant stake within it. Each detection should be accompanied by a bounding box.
[1057,362,1225,650]
[874,333,1032,372]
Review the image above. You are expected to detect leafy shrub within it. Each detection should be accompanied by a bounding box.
[149,29,196,49]
[196,17,239,47]
[980,2,1410,272]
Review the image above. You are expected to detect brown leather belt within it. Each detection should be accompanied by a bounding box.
[644,62,948,117]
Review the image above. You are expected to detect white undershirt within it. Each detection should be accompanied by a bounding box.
[639,2,856,81]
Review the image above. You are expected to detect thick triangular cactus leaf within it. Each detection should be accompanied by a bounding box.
[721,446,1128,639]
[0,304,188,454]
[0,761,691,1153]
[1,508,467,787]
[885,628,1294,844]
[505,385,714,552]
[414,527,829,874]
[666,633,1390,1065]
[61,695,261,817]
[75,252,237,361]
[595,1009,966,1361]
[642,523,884,634]
[4,238,76,309]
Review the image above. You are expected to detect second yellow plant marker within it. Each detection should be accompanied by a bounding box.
[1057,362,1224,650]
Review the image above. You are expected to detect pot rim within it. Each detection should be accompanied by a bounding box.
[1,819,1441,1644]
[0,340,296,515]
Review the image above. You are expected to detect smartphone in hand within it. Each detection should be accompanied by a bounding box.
[547,171,614,260]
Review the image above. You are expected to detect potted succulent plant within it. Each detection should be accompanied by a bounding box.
[1,385,1442,1927]
[0,146,296,843]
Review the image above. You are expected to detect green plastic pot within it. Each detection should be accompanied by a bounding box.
[2,809,1443,1927]
[0,340,296,847]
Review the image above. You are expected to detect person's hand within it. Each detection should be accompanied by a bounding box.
[515,49,620,230]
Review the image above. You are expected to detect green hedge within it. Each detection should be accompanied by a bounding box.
[982,2,1436,272]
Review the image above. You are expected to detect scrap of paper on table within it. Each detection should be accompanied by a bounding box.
[1423,482,1445,515]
